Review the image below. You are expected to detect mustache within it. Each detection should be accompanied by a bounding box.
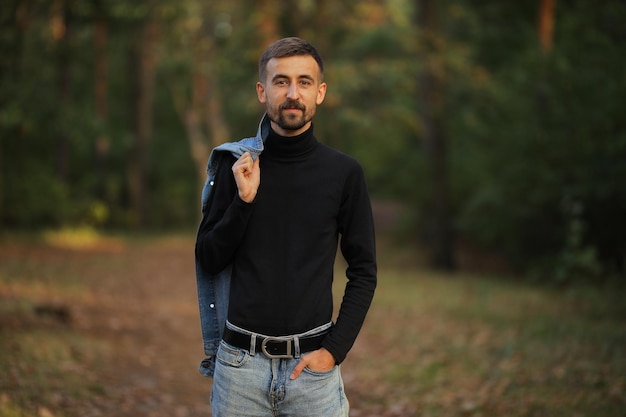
[280,100,305,111]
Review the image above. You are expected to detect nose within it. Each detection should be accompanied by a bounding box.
[287,83,299,100]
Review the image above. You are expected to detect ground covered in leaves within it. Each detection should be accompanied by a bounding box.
[0,232,624,417]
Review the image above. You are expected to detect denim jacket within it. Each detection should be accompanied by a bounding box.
[195,114,269,377]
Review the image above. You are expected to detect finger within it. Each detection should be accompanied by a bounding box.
[234,152,249,164]
[233,156,252,174]
[290,358,308,380]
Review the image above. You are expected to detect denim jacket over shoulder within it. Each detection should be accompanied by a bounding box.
[195,114,268,377]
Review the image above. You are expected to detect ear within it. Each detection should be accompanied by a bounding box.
[316,82,327,105]
[256,82,267,103]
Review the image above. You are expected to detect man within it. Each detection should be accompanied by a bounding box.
[195,37,377,417]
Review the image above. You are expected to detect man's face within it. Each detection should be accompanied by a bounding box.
[257,55,327,137]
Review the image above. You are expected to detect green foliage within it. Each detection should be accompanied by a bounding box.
[3,166,69,227]
[448,1,626,280]
[0,0,624,280]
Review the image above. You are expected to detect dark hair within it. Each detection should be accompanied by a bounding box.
[258,37,324,82]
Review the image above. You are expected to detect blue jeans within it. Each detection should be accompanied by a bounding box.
[211,323,349,417]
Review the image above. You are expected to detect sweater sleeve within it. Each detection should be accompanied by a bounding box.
[322,162,377,364]
[195,154,256,274]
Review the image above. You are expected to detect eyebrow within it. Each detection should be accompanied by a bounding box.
[271,73,316,83]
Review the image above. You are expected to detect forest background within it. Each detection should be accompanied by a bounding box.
[1,0,625,283]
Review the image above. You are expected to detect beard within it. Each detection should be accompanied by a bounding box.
[269,99,314,132]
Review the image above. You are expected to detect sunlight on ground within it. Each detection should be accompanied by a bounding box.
[42,227,125,252]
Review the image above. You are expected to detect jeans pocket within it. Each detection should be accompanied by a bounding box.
[302,365,338,377]
[216,340,250,368]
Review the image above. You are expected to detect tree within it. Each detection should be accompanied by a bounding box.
[538,0,555,55]
[127,13,157,228]
[93,0,109,202]
[51,0,72,183]
[165,1,235,212]
[415,0,455,270]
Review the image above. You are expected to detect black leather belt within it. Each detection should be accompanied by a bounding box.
[222,327,327,359]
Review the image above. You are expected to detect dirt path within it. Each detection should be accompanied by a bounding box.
[70,237,213,417]
[66,237,373,417]
[4,234,623,417]
[2,236,389,416]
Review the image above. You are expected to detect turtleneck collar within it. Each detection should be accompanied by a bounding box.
[264,124,318,159]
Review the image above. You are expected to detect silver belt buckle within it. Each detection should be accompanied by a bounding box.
[260,337,292,359]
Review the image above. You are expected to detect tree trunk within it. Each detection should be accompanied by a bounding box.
[52,0,71,183]
[538,0,556,55]
[169,7,238,217]
[0,0,30,224]
[127,19,157,228]
[183,69,212,208]
[93,0,109,201]
[416,0,456,270]
[257,0,280,47]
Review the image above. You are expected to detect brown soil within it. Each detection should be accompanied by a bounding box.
[73,237,214,417]
[2,236,381,417]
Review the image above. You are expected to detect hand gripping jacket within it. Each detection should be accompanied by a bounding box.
[195,114,269,377]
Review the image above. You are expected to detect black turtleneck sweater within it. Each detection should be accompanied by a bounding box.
[195,125,376,364]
